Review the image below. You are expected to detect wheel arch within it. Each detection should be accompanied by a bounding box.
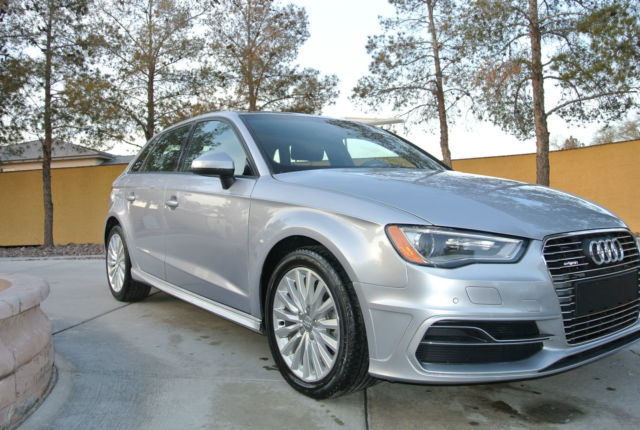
[104,216,121,246]
[251,208,408,322]
[258,235,347,322]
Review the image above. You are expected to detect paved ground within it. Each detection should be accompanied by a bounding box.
[1,258,639,430]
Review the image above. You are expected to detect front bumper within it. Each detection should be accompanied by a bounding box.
[355,239,640,384]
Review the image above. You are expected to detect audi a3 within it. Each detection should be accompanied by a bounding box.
[104,112,640,398]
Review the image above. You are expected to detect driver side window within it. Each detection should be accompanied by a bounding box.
[181,120,253,176]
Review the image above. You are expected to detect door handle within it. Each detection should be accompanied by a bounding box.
[126,192,136,202]
[166,197,179,208]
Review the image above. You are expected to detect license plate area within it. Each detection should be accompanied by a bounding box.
[575,271,638,317]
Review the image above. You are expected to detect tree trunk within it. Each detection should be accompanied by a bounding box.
[426,0,451,167]
[146,66,155,140]
[527,0,550,185]
[247,61,256,111]
[145,4,155,140]
[246,2,257,111]
[42,3,54,247]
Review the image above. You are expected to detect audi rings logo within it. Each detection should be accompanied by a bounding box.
[588,238,625,265]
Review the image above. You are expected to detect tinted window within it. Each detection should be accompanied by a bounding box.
[181,120,252,176]
[142,125,190,172]
[129,138,155,172]
[242,114,445,173]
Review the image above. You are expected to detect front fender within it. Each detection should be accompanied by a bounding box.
[247,202,409,318]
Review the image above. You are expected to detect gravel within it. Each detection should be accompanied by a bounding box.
[0,244,105,259]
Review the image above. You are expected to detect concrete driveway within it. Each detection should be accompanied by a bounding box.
[1,258,639,430]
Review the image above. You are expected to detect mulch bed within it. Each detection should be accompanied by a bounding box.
[0,244,105,258]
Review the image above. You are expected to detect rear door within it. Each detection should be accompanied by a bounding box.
[124,124,191,279]
[164,119,257,312]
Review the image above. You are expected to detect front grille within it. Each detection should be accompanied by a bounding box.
[543,230,640,344]
[416,343,542,364]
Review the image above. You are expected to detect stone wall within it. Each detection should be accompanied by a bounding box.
[0,274,53,429]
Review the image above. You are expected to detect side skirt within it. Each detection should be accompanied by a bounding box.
[132,268,263,333]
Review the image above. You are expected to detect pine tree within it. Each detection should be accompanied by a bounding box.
[461,0,639,185]
[79,0,210,144]
[1,0,89,246]
[353,0,470,166]
[205,0,338,113]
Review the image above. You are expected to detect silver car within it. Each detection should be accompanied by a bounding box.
[104,112,640,398]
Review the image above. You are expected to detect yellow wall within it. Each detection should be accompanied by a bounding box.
[0,157,105,172]
[452,139,640,233]
[0,170,44,246]
[0,164,126,246]
[1,139,638,246]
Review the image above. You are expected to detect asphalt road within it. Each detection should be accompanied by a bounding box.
[1,258,639,430]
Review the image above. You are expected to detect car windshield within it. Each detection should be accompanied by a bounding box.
[241,114,446,173]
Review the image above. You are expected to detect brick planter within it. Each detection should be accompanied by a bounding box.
[0,274,53,429]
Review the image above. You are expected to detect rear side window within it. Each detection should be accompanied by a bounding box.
[129,139,156,172]
[181,120,253,176]
[141,125,191,172]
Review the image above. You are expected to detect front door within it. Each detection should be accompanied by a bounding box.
[164,119,257,312]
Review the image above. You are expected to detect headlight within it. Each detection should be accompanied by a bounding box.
[386,225,526,268]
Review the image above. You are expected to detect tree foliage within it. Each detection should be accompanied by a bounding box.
[0,0,28,147]
[461,0,640,184]
[79,0,210,143]
[0,55,27,147]
[1,0,90,140]
[352,0,469,166]
[205,0,338,113]
[593,114,640,144]
[551,135,583,150]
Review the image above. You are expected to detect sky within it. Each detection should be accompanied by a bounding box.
[288,0,605,160]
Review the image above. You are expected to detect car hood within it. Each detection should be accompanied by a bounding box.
[274,168,626,240]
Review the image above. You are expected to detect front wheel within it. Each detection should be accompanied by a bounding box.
[106,225,150,302]
[265,247,373,398]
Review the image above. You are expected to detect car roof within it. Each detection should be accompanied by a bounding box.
[157,111,359,136]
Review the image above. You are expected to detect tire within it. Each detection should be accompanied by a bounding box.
[105,225,150,302]
[265,247,374,399]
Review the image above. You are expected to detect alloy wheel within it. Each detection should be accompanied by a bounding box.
[272,267,341,382]
[107,233,126,293]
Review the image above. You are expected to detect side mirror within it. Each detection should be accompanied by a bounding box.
[191,152,236,189]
